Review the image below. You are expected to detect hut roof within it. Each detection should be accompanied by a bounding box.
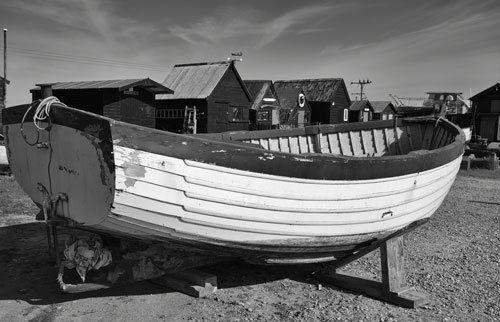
[276,87,304,110]
[349,100,373,111]
[370,101,395,113]
[158,61,251,100]
[29,78,172,94]
[470,83,500,101]
[273,78,346,103]
[244,80,279,110]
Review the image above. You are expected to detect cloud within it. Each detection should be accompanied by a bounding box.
[168,3,336,49]
[2,0,159,43]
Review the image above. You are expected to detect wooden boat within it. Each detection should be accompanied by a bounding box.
[2,101,465,264]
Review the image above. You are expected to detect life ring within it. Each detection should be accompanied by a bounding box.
[298,93,305,108]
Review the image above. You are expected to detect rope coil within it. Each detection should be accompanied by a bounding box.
[21,96,68,145]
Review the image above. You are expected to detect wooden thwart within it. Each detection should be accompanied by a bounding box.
[317,219,429,308]
[153,269,217,298]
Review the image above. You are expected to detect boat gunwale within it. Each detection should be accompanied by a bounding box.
[2,103,466,181]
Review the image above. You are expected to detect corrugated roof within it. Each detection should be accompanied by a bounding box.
[158,61,251,100]
[349,100,372,111]
[274,78,344,102]
[370,101,394,113]
[30,78,172,94]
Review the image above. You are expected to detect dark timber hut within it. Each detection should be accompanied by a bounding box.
[30,78,172,129]
[275,87,311,128]
[470,83,500,142]
[273,78,351,125]
[244,80,280,130]
[371,101,396,120]
[349,100,374,122]
[156,61,252,133]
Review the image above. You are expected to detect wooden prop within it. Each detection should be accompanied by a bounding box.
[152,269,217,298]
[316,219,429,308]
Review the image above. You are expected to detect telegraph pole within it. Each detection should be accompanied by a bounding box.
[351,79,372,101]
[3,28,6,108]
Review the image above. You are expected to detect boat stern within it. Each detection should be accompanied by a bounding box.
[2,103,115,225]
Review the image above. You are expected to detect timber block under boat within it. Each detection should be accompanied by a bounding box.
[152,269,217,298]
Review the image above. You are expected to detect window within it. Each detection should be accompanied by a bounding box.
[304,111,310,124]
[343,109,349,122]
[257,110,270,121]
[228,106,248,122]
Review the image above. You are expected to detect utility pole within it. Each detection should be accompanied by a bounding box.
[351,79,372,101]
[3,28,6,108]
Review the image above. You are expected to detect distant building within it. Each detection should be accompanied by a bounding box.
[244,80,280,130]
[470,83,500,142]
[349,100,374,122]
[371,101,396,120]
[275,87,311,128]
[157,61,252,133]
[30,78,172,129]
[274,78,351,125]
[0,76,10,130]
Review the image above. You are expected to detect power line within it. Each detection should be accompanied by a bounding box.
[6,46,167,72]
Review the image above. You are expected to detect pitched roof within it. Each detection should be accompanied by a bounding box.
[370,101,395,113]
[470,83,500,100]
[349,100,373,111]
[273,78,347,103]
[29,78,172,94]
[244,80,279,110]
[158,61,251,100]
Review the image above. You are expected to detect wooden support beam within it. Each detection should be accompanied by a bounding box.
[153,269,217,298]
[316,220,429,308]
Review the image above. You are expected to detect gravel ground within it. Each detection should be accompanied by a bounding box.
[0,169,499,322]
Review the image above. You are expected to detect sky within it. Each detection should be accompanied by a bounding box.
[0,0,499,106]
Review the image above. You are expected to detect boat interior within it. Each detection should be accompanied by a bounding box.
[203,117,459,157]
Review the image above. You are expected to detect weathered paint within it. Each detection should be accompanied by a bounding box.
[2,103,464,262]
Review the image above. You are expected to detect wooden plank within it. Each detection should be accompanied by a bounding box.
[339,132,352,156]
[349,131,363,156]
[359,130,367,155]
[154,269,217,298]
[319,272,428,308]
[421,124,434,150]
[260,139,269,150]
[296,136,304,153]
[380,236,405,291]
[405,125,415,152]
[289,136,300,154]
[268,138,279,151]
[279,137,289,153]
[306,135,315,153]
[329,133,341,154]
[383,128,394,155]
[361,130,375,156]
[325,133,333,154]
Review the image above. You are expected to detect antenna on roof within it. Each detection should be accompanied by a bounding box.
[227,51,243,63]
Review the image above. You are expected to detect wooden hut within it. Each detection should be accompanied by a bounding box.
[470,83,500,142]
[0,76,10,130]
[275,87,311,128]
[349,100,374,122]
[30,78,172,129]
[244,80,280,130]
[371,101,396,120]
[156,61,252,133]
[274,78,351,125]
